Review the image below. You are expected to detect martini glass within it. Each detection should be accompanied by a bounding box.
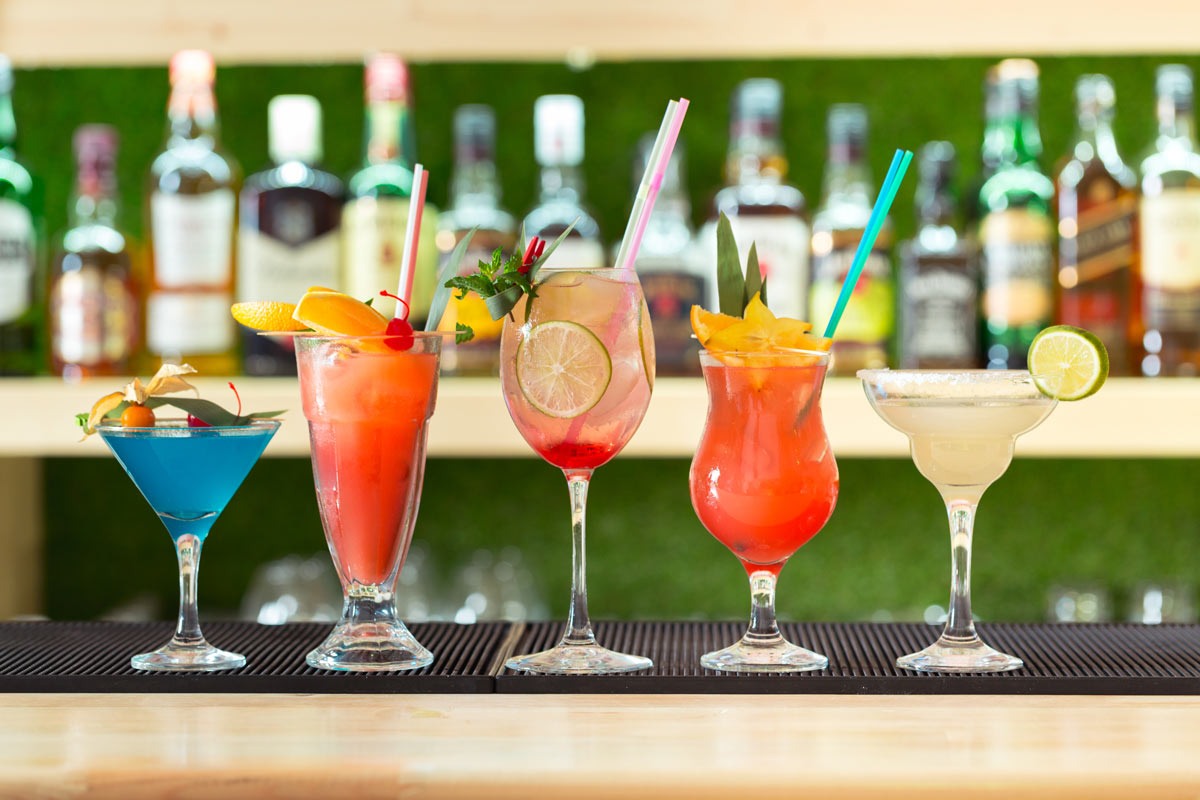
[858,369,1057,673]
[97,419,279,671]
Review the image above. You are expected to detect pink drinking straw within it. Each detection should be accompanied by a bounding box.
[395,163,429,317]
[614,97,690,273]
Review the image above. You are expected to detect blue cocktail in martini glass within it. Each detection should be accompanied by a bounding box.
[97,419,279,671]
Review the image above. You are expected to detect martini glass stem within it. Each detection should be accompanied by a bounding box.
[561,470,597,647]
[942,499,979,643]
[745,570,783,645]
[172,534,206,647]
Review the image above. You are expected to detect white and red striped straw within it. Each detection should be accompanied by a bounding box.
[613,97,690,273]
[395,163,429,317]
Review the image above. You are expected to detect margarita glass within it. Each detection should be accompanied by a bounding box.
[297,333,441,671]
[858,369,1057,672]
[500,267,654,674]
[690,350,838,672]
[98,419,279,671]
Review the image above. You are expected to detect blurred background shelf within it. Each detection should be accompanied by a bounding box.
[3,376,1196,459]
[2,0,1199,65]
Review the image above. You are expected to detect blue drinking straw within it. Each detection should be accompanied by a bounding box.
[822,148,914,339]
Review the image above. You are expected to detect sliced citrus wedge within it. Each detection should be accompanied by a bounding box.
[231,301,305,332]
[293,291,389,336]
[1028,325,1109,401]
[690,305,739,346]
[516,320,612,419]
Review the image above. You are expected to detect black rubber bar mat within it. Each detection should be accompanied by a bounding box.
[494,621,1200,694]
[0,621,511,693]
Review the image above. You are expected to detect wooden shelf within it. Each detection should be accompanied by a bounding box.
[2,0,1199,66]
[1,376,1194,459]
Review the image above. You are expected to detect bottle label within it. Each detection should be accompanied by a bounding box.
[901,253,978,363]
[151,190,236,288]
[237,228,340,303]
[146,290,235,355]
[639,265,707,374]
[342,196,437,320]
[980,209,1055,326]
[0,200,35,324]
[1140,190,1200,330]
[540,237,606,270]
[715,215,811,319]
[52,267,135,365]
[1071,195,1135,284]
[810,245,894,343]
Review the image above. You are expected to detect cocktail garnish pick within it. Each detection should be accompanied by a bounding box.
[614,98,690,273]
[822,148,913,339]
[76,364,284,437]
[395,162,429,315]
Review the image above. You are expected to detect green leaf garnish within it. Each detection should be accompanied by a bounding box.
[425,226,479,333]
[455,322,474,344]
[716,213,745,316]
[744,242,763,306]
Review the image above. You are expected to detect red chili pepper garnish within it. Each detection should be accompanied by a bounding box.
[519,236,544,275]
[379,290,411,321]
[228,381,242,416]
[187,414,211,428]
[384,317,415,351]
[535,239,546,260]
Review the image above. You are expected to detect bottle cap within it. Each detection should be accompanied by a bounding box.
[269,95,322,163]
[534,95,584,167]
[826,103,868,163]
[0,55,11,94]
[73,124,119,196]
[454,104,496,164]
[365,53,408,103]
[730,78,782,141]
[992,59,1039,116]
[169,50,215,86]
[1075,74,1116,118]
[1157,64,1193,100]
[915,141,956,222]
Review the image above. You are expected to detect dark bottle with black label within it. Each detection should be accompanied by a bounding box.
[898,142,980,368]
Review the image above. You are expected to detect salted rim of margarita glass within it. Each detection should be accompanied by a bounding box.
[857,368,1062,399]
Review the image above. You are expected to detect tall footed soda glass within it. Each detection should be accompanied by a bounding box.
[690,350,838,672]
[297,333,441,671]
[500,268,655,674]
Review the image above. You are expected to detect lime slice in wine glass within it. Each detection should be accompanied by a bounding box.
[516,320,613,418]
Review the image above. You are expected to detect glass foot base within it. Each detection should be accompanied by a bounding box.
[702,636,828,673]
[505,642,652,675]
[132,641,246,672]
[897,636,1023,673]
[307,619,432,672]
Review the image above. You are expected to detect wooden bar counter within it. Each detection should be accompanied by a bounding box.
[2,693,1199,798]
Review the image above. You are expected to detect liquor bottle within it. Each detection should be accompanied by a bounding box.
[49,125,138,379]
[435,105,516,376]
[977,59,1056,370]
[624,135,705,376]
[1055,75,1137,377]
[898,142,979,368]
[0,55,43,375]
[145,50,240,374]
[237,95,343,376]
[343,53,439,323]
[523,94,604,268]
[810,103,893,373]
[701,79,809,318]
[966,67,1003,229]
[1138,64,1200,377]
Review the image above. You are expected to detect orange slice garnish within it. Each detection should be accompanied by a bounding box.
[231,301,305,332]
[293,291,389,336]
[690,305,739,347]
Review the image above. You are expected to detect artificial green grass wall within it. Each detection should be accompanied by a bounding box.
[45,456,1200,622]
[13,55,1200,249]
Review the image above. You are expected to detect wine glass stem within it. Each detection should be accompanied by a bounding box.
[745,570,783,645]
[562,470,596,646]
[943,499,979,642]
[172,533,206,648]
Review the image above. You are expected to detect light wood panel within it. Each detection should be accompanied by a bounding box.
[0,376,1195,459]
[0,458,41,619]
[1,0,1199,66]
[1,693,1199,798]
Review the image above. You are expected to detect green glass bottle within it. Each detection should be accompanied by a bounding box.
[977,59,1056,370]
[0,55,44,375]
